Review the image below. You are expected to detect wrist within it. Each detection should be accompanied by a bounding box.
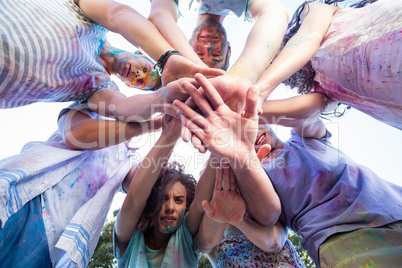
[154,50,182,75]
[230,150,260,173]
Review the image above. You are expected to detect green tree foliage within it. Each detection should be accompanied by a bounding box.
[288,230,316,268]
[197,251,213,268]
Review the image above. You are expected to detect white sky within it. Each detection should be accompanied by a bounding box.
[0,0,401,218]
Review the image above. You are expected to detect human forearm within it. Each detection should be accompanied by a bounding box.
[186,155,220,235]
[259,93,335,127]
[149,1,206,66]
[194,214,226,254]
[229,1,288,84]
[232,216,287,253]
[256,3,337,100]
[64,118,160,150]
[87,88,165,122]
[232,154,281,226]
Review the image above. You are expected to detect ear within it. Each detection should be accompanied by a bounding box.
[257,144,272,162]
[227,41,231,57]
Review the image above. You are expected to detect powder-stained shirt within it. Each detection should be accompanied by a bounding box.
[114,215,198,268]
[0,0,118,108]
[262,131,402,264]
[311,0,402,129]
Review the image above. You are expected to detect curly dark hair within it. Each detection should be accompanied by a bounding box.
[137,161,197,233]
[282,0,378,94]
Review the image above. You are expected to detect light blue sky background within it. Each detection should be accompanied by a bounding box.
[0,0,400,217]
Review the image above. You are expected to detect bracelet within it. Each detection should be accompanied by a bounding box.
[154,50,182,76]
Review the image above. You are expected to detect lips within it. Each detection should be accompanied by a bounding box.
[255,133,266,146]
[161,216,176,224]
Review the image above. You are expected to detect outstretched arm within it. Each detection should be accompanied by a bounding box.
[256,3,339,102]
[58,106,162,150]
[114,116,181,256]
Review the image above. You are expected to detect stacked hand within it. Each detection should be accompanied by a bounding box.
[173,73,260,163]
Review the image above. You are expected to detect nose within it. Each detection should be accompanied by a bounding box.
[164,199,175,214]
[135,69,143,78]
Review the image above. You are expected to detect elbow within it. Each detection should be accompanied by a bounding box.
[264,241,284,254]
[256,201,281,227]
[63,127,85,150]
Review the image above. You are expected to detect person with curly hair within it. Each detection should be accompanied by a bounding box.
[113,115,213,268]
[252,0,401,130]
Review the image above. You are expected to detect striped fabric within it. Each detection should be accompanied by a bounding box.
[0,0,118,108]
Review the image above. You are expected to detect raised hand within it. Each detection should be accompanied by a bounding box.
[173,73,260,163]
[202,162,246,224]
[161,55,225,86]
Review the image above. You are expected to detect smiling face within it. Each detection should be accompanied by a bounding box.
[190,19,231,70]
[154,181,187,234]
[114,51,160,90]
[255,125,276,152]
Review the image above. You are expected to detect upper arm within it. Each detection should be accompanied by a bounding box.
[75,0,132,32]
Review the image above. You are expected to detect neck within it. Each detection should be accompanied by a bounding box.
[197,13,225,24]
[144,228,170,250]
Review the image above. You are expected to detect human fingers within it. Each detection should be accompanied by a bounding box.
[180,80,214,116]
[181,125,192,142]
[173,99,209,130]
[196,66,226,79]
[202,200,215,218]
[243,85,259,120]
[215,166,223,191]
[194,73,225,110]
[221,162,231,191]
[191,134,207,153]
[256,144,272,162]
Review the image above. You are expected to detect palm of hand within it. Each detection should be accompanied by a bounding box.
[208,188,246,224]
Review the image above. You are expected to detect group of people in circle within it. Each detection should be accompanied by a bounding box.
[0,0,401,267]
